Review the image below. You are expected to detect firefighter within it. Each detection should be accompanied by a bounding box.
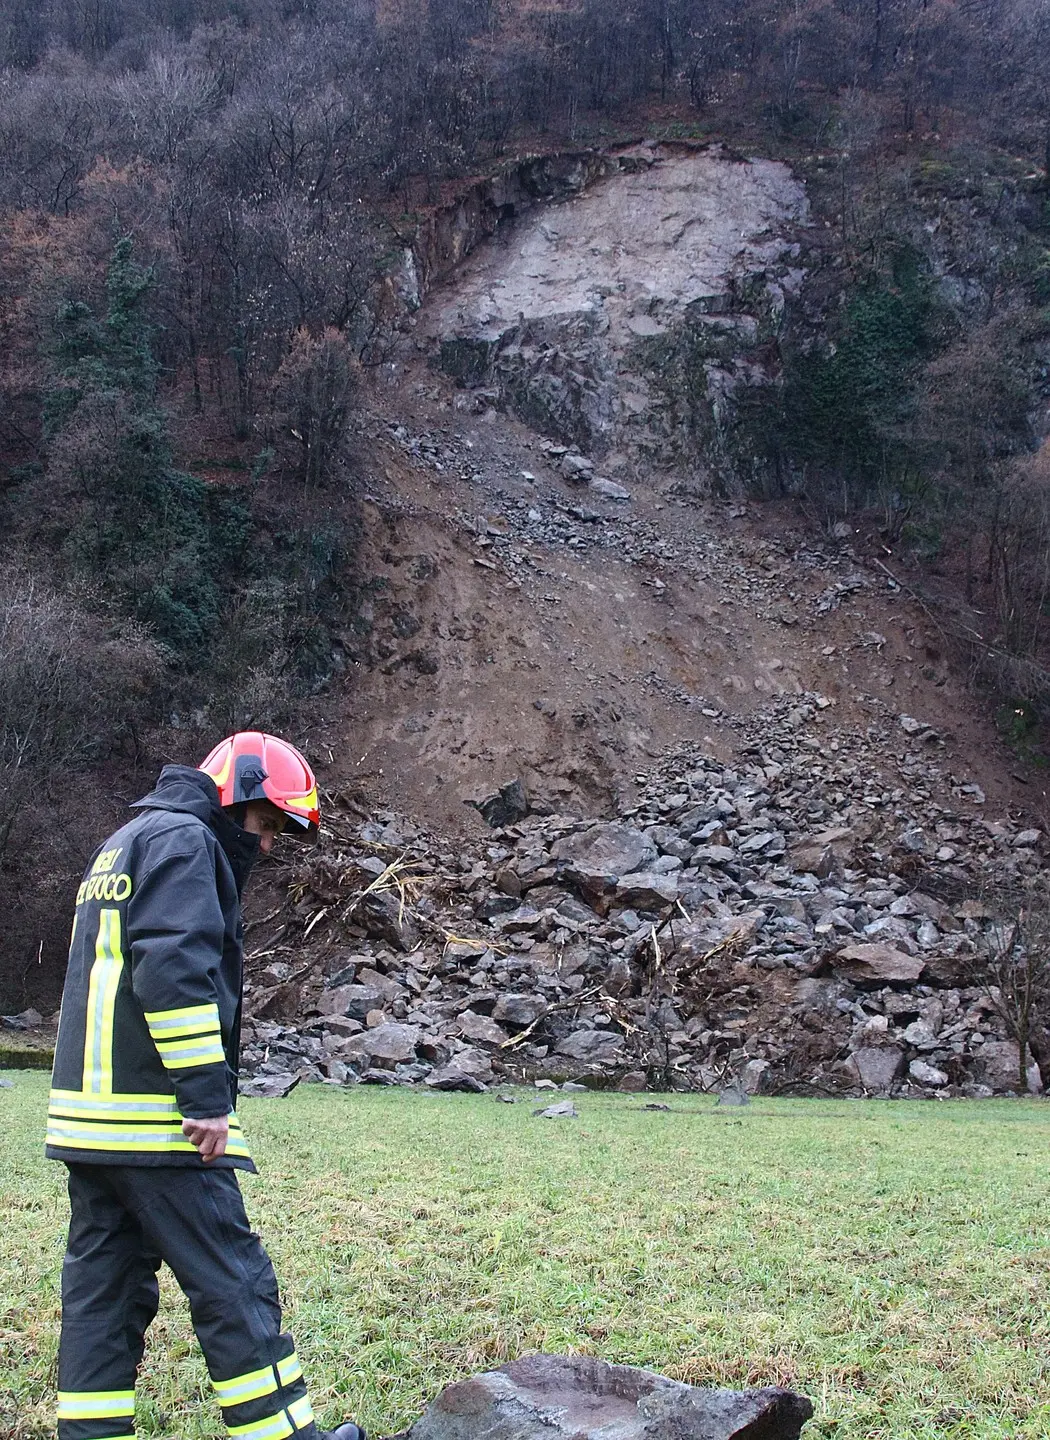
[46,732,364,1440]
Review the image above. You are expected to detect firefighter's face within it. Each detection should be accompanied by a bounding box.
[241,800,288,853]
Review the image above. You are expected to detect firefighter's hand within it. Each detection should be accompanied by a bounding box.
[182,1115,229,1163]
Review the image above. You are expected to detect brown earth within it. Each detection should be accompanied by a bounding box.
[300,358,1046,841]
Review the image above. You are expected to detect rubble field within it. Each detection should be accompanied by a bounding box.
[243,695,1045,1102]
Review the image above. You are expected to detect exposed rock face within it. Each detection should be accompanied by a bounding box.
[408,1356,812,1440]
[424,142,808,478]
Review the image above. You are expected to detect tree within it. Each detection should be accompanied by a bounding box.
[265,325,357,492]
[975,883,1050,1093]
[42,237,251,655]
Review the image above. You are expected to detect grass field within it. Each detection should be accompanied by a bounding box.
[3,1073,1050,1440]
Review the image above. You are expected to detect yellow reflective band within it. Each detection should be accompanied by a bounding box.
[276,1353,303,1388]
[287,1396,314,1430]
[48,1093,181,1120]
[144,1002,222,1037]
[51,1088,178,1103]
[155,1035,226,1069]
[214,1364,278,1406]
[82,909,124,1096]
[47,1093,245,1131]
[57,1389,135,1420]
[227,1408,294,1440]
[46,1120,251,1156]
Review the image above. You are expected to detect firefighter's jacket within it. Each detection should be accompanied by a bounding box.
[46,766,260,1170]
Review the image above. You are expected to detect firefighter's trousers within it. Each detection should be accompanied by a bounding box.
[58,1163,322,1440]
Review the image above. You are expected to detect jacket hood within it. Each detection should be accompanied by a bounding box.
[131,764,260,892]
[131,764,222,822]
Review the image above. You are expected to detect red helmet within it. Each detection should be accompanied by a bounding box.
[199,732,320,837]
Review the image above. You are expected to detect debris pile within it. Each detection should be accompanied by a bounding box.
[241,719,1046,1100]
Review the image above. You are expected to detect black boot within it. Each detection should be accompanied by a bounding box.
[321,1425,367,1440]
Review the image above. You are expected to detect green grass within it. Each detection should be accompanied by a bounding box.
[3,1074,1050,1440]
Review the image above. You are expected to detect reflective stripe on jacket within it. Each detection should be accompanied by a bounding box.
[46,766,260,1170]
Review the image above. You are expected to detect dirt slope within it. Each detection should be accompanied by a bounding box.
[301,148,1045,839]
[308,367,1041,838]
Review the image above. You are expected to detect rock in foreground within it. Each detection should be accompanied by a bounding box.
[408,1355,812,1440]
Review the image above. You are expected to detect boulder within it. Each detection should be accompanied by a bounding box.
[317,984,385,1020]
[342,1023,422,1067]
[492,993,548,1029]
[2,1007,44,1030]
[361,892,419,950]
[407,1355,812,1440]
[834,944,925,986]
[665,911,766,967]
[788,827,855,878]
[457,1010,510,1047]
[356,967,410,1003]
[238,1073,300,1099]
[247,982,302,1023]
[426,1045,494,1092]
[716,1079,749,1107]
[845,1046,904,1092]
[426,1065,489,1093]
[741,1058,770,1094]
[614,872,679,910]
[909,1059,949,1087]
[974,1039,1037,1093]
[469,779,530,829]
[553,824,657,896]
[554,1030,625,1063]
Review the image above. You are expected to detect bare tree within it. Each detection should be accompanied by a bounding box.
[975,882,1050,1093]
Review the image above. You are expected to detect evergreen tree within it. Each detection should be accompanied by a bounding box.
[45,238,250,656]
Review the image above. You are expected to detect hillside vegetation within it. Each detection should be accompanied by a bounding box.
[2,0,1050,1006]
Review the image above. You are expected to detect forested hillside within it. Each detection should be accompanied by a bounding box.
[3,0,1050,1010]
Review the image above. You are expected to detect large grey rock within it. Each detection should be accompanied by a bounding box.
[493,993,548,1029]
[407,1355,812,1440]
[317,984,385,1021]
[846,1046,905,1092]
[909,1059,949,1087]
[554,1030,625,1063]
[470,779,530,829]
[974,1039,1040,1093]
[238,1073,301,1099]
[834,944,925,986]
[356,967,410,1004]
[361,892,420,950]
[614,872,679,910]
[665,911,766,966]
[788,827,855,878]
[458,1010,510,1047]
[553,824,657,896]
[426,1065,489,1093]
[342,1023,422,1067]
[425,1046,495,1092]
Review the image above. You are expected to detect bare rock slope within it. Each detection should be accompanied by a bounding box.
[424,142,807,468]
